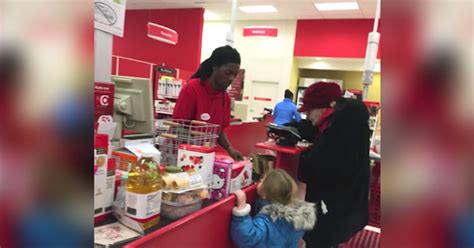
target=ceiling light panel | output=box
[314,2,359,11]
[238,5,278,13]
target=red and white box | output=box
[94,134,115,223]
[177,145,215,190]
[211,155,253,200]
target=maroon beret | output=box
[298,82,342,112]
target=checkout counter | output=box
[99,121,308,247]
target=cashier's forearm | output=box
[218,131,233,152]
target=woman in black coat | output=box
[294,82,370,248]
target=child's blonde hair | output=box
[260,169,298,205]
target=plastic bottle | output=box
[115,173,128,208]
[125,153,163,223]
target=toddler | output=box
[231,169,316,248]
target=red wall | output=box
[294,19,381,58]
[113,8,204,73]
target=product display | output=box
[211,156,232,200]
[157,78,182,99]
[162,172,204,190]
[112,143,161,173]
[161,189,205,220]
[125,154,163,222]
[155,100,176,114]
[95,134,116,221]
[229,159,253,193]
[177,145,216,190]
[211,155,253,200]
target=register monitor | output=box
[112,76,155,141]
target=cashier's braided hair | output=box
[192,45,241,85]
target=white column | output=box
[94,29,113,82]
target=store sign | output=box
[94,0,127,37]
[243,26,278,37]
[147,22,178,45]
[157,66,177,75]
[94,82,115,125]
[254,97,272,102]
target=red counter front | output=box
[125,184,257,248]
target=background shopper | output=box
[273,89,302,126]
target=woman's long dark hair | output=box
[192,45,241,84]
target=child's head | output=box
[257,169,297,205]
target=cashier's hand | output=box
[228,148,244,161]
[233,190,247,210]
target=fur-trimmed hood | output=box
[259,200,316,230]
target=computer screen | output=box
[112,76,155,140]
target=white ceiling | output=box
[296,57,381,72]
[126,0,378,20]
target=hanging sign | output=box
[94,82,115,125]
[94,0,127,37]
[243,26,278,37]
[147,22,178,45]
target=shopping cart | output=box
[155,119,220,166]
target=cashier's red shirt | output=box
[172,78,231,133]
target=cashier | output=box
[173,45,243,161]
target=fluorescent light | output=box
[314,2,359,11]
[204,10,221,20]
[239,5,277,13]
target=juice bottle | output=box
[125,153,163,225]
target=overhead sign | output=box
[147,22,178,45]
[243,26,278,37]
[94,0,127,37]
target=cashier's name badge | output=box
[201,113,210,121]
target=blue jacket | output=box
[273,98,301,126]
[231,199,316,248]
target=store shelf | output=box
[158,95,179,100]
[156,111,173,115]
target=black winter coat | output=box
[298,98,370,248]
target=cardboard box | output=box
[112,203,159,234]
[95,134,115,221]
[211,156,233,200]
[229,159,253,193]
[211,155,253,200]
[112,143,161,173]
[177,145,215,190]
